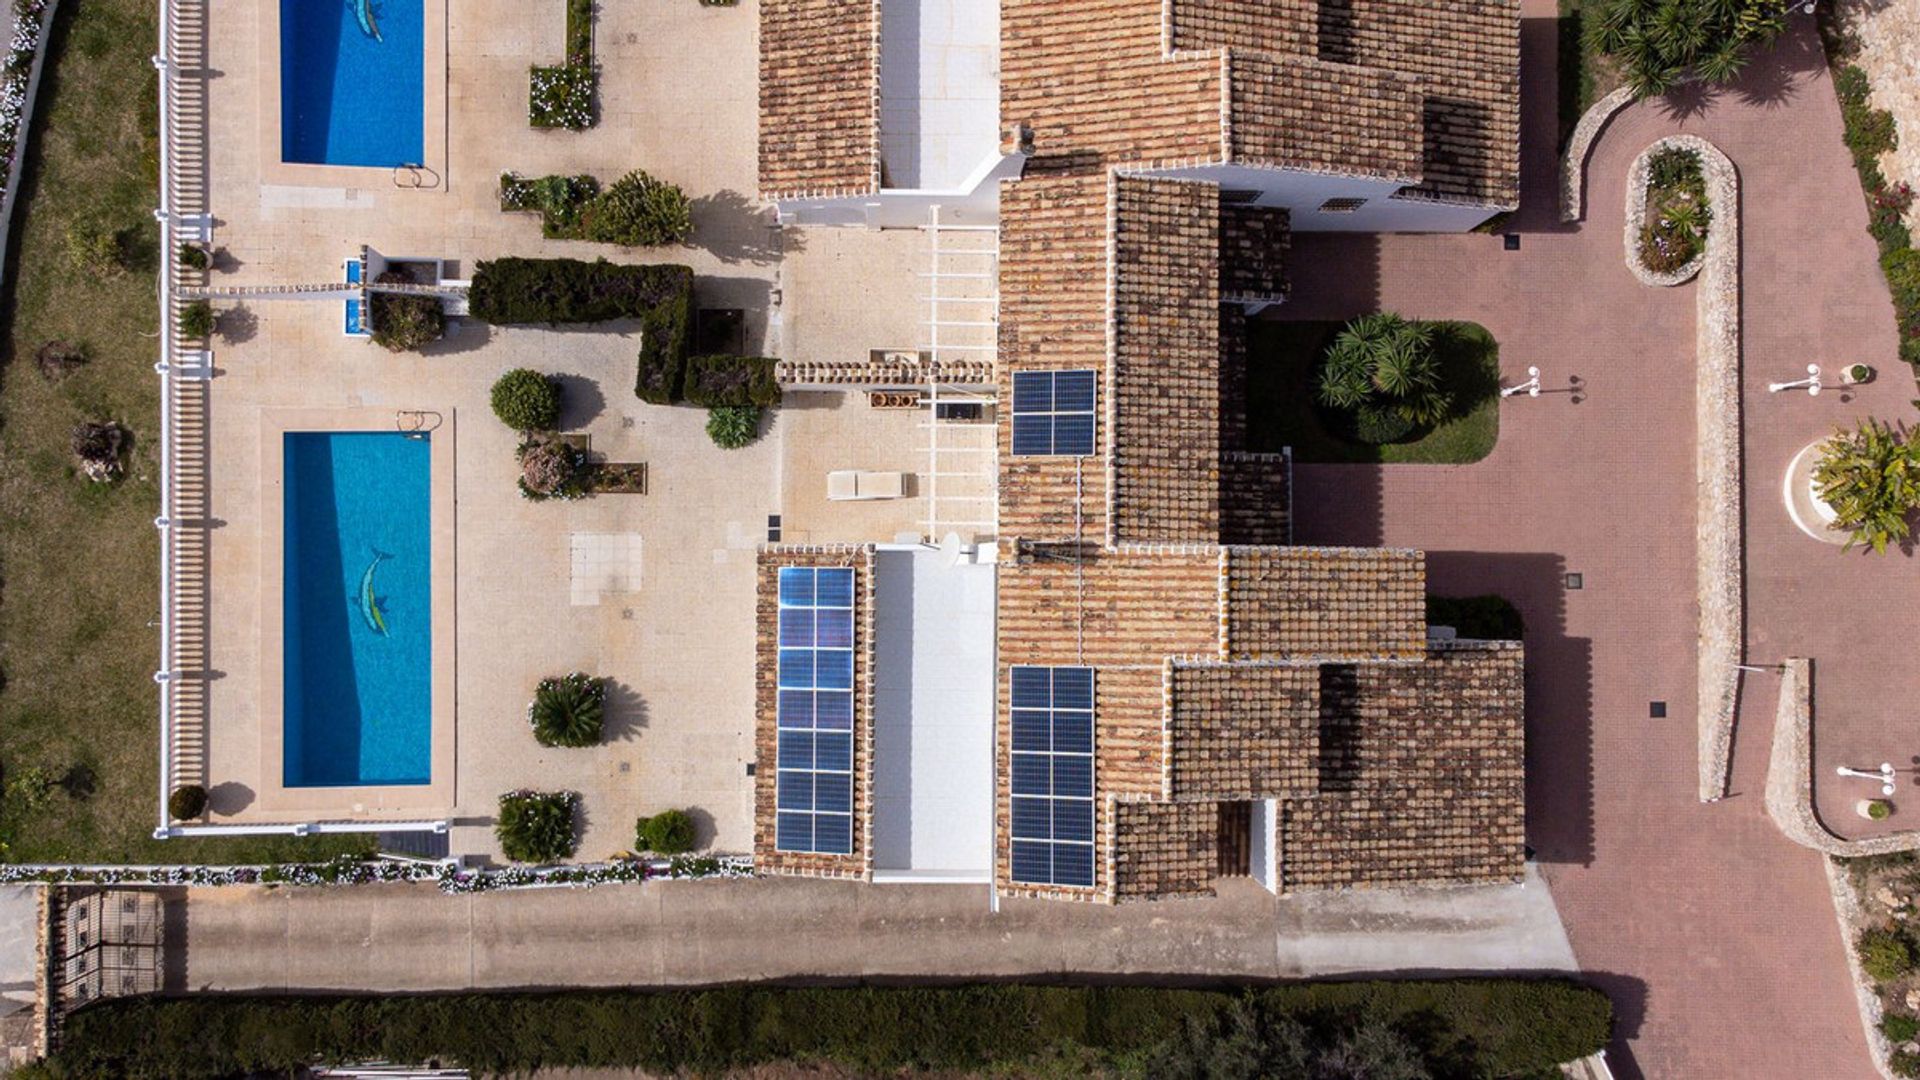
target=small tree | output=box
[167,784,208,821]
[1584,0,1791,98]
[178,300,217,340]
[1316,313,1451,440]
[369,272,446,352]
[581,170,693,247]
[636,808,696,855]
[495,790,579,863]
[491,368,562,431]
[706,405,761,449]
[528,672,607,747]
[1814,419,1920,554]
[177,243,211,271]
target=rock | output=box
[1878,886,1903,909]
[1903,987,1920,1012]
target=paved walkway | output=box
[176,869,1575,992]
[1284,10,1898,1079]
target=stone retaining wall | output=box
[1560,85,1637,223]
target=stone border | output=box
[1763,658,1920,857]
[1560,85,1638,223]
[1624,139,1710,286]
[1825,856,1900,1080]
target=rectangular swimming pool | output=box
[280,0,425,168]
[282,431,432,787]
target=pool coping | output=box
[256,407,457,817]
[257,0,450,192]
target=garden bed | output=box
[1840,853,1920,1077]
[528,0,595,129]
[1242,319,1500,464]
[1627,142,1712,285]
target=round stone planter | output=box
[1843,363,1874,386]
[1860,799,1894,821]
[1785,439,1852,546]
[1625,136,1728,287]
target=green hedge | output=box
[468,257,692,326]
[43,979,1610,1079]
[683,354,779,408]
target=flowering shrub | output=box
[0,0,52,169]
[0,854,752,893]
[528,672,607,747]
[496,790,579,863]
[529,64,594,130]
[517,439,589,501]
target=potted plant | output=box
[1859,798,1894,821]
[1843,363,1874,386]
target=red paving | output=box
[1279,9,1904,1078]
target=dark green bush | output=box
[1426,595,1525,641]
[636,808,696,854]
[490,368,562,432]
[1883,1012,1920,1044]
[45,978,1612,1079]
[683,355,779,408]
[495,790,578,863]
[529,673,606,747]
[1860,927,1915,982]
[176,243,210,271]
[469,257,693,327]
[177,300,215,340]
[166,784,207,821]
[706,406,762,449]
[579,170,693,247]
[1896,1049,1920,1079]
[369,283,445,353]
[1352,403,1415,445]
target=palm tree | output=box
[1586,0,1790,99]
[1316,313,1453,435]
[528,672,607,747]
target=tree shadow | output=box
[603,681,649,743]
[418,317,492,356]
[216,303,258,345]
[552,372,605,430]
[207,781,255,815]
[688,189,798,266]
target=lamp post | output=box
[1769,364,1822,396]
[1501,366,1542,398]
[1837,763,1897,797]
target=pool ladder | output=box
[395,409,442,437]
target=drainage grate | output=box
[1649,701,1667,718]
[1503,233,1520,251]
[1565,572,1584,590]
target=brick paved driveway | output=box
[1280,10,1903,1079]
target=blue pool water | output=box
[280,0,425,167]
[283,432,432,787]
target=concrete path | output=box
[177,868,1574,992]
[1283,8,1891,1079]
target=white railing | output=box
[152,0,179,840]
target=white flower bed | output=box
[0,854,754,893]
[0,0,52,169]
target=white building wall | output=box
[1139,163,1503,233]
[1250,798,1279,893]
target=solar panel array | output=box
[1009,665,1096,887]
[775,567,856,855]
[1011,370,1097,456]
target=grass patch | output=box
[1244,320,1501,465]
[0,0,366,864]
[43,979,1614,1079]
[1558,0,1624,151]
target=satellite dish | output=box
[940,531,965,566]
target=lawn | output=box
[1243,319,1501,465]
[0,1,367,865]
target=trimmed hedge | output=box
[468,257,692,327]
[43,979,1610,1079]
[636,285,692,405]
[683,354,779,408]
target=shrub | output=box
[529,63,595,130]
[1884,248,1920,314]
[1316,313,1451,430]
[636,808,696,855]
[177,300,216,340]
[368,276,445,353]
[469,257,693,327]
[683,355,780,408]
[1884,1012,1920,1044]
[70,421,127,482]
[491,368,562,432]
[44,978,1613,1078]
[1814,420,1920,554]
[495,790,578,863]
[64,219,128,278]
[528,673,607,748]
[176,242,210,271]
[1426,595,1525,641]
[1871,800,1896,821]
[1352,403,1414,445]
[167,784,207,821]
[706,406,762,449]
[1860,928,1915,982]
[517,439,589,501]
[1584,0,1789,97]
[1639,147,1710,274]
[636,288,694,404]
[499,171,599,237]
[1895,1050,1920,1079]
[579,170,693,247]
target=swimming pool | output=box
[282,431,432,787]
[280,0,425,168]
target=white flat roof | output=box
[870,547,996,876]
[878,0,1001,192]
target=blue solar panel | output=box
[774,567,855,855]
[1006,665,1096,887]
[1010,371,1097,456]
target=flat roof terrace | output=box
[878,0,1001,192]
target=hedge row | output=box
[42,979,1610,1079]
[683,353,779,408]
[466,257,694,405]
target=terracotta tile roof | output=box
[1223,546,1427,661]
[1164,662,1321,800]
[1108,176,1221,544]
[1219,453,1293,545]
[753,546,875,879]
[1109,798,1220,901]
[1220,204,1292,301]
[1226,51,1423,184]
[758,0,880,200]
[1167,0,1317,57]
[1277,642,1528,889]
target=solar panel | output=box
[775,566,856,855]
[1010,370,1097,456]
[1007,665,1096,887]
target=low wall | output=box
[1560,85,1638,223]
[1763,658,1920,857]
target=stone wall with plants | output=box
[0,853,752,893]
